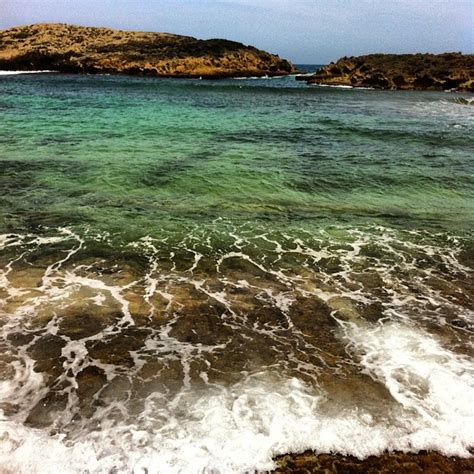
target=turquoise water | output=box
[2,73,473,234]
[0,72,473,472]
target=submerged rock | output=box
[0,23,295,78]
[301,53,474,91]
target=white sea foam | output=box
[311,83,354,89]
[0,321,472,473]
[343,321,474,454]
[0,70,57,75]
[0,226,472,472]
[310,83,376,90]
[232,75,286,80]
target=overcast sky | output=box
[1,0,473,63]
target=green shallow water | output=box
[0,72,473,473]
[1,73,473,236]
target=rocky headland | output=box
[0,23,295,78]
[300,53,474,91]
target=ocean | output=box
[0,70,473,472]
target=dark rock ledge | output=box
[272,450,474,473]
[0,23,295,78]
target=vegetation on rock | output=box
[0,23,295,78]
[301,53,474,91]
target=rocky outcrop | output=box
[300,53,474,91]
[273,450,474,473]
[0,23,295,78]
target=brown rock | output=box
[304,53,474,92]
[0,23,295,78]
[273,450,474,473]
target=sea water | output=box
[0,71,473,472]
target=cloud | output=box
[1,0,472,62]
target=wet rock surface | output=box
[0,226,473,470]
[0,23,295,78]
[301,53,474,91]
[273,450,474,473]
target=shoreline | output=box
[0,69,290,79]
[0,70,58,75]
[273,450,474,473]
[2,70,473,92]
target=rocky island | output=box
[0,23,295,78]
[300,53,474,91]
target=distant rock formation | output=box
[299,53,474,91]
[0,23,295,78]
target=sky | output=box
[1,0,473,63]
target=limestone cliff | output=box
[300,53,474,91]
[0,23,295,78]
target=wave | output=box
[0,224,472,472]
[231,74,289,80]
[1,323,472,473]
[310,83,354,89]
[310,83,377,90]
[0,70,58,75]
[452,97,474,106]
